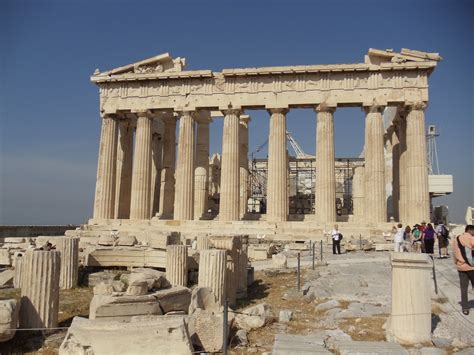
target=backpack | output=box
[441,225,450,239]
[457,236,473,266]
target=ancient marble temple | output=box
[90,48,441,228]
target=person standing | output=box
[453,225,474,315]
[435,221,450,259]
[332,224,342,255]
[412,224,423,253]
[419,221,427,253]
[404,225,412,252]
[423,223,436,255]
[393,223,405,252]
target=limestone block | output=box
[166,245,188,287]
[89,294,162,321]
[153,286,191,314]
[0,299,19,342]
[3,237,26,243]
[188,287,221,315]
[55,237,79,289]
[97,234,115,246]
[126,280,148,296]
[279,310,292,323]
[272,254,288,269]
[375,243,394,251]
[0,249,11,266]
[315,300,341,312]
[190,309,230,353]
[332,340,408,354]
[0,269,14,287]
[273,334,331,355]
[248,245,269,260]
[387,253,432,345]
[124,268,170,290]
[85,271,119,286]
[235,303,274,331]
[112,280,127,292]
[59,316,194,355]
[117,235,137,246]
[93,282,114,295]
[20,250,60,329]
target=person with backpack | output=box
[453,224,474,315]
[435,221,450,259]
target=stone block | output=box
[59,316,194,355]
[93,282,114,295]
[248,245,269,260]
[89,294,162,321]
[279,310,292,323]
[117,235,137,246]
[332,340,409,354]
[0,269,14,287]
[85,271,119,286]
[97,235,115,246]
[272,254,288,269]
[315,300,341,312]
[153,286,191,314]
[188,287,221,315]
[190,309,230,353]
[375,243,394,251]
[0,249,11,266]
[127,267,169,290]
[0,299,19,342]
[235,303,274,331]
[272,334,330,354]
[126,280,148,296]
[112,280,127,292]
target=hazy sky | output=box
[1,0,472,225]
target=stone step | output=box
[272,334,331,354]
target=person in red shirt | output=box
[453,225,474,315]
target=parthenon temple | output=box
[87,48,442,239]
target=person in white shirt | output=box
[393,223,405,252]
[332,225,342,255]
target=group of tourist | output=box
[392,220,450,258]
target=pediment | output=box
[366,48,442,66]
[93,53,186,77]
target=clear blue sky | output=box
[1,0,472,225]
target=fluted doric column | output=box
[93,113,118,220]
[194,112,211,220]
[397,113,408,223]
[384,133,394,220]
[174,111,195,221]
[151,128,163,217]
[315,104,336,223]
[352,166,365,221]
[219,109,241,221]
[158,115,177,219]
[166,245,188,287]
[20,250,60,329]
[198,250,227,306]
[56,237,79,289]
[130,111,153,219]
[406,102,430,224]
[239,115,251,219]
[115,117,133,219]
[364,105,387,223]
[391,123,401,222]
[267,108,288,222]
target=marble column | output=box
[352,166,365,221]
[158,115,177,219]
[239,115,250,219]
[406,103,430,224]
[13,255,24,289]
[115,117,133,219]
[384,134,394,220]
[266,109,288,222]
[391,124,401,222]
[219,109,241,221]
[194,113,211,220]
[56,237,79,289]
[198,249,227,306]
[397,114,408,223]
[315,104,336,223]
[20,250,60,329]
[166,245,188,287]
[174,111,195,221]
[93,114,118,220]
[196,235,211,250]
[151,130,163,217]
[364,105,387,223]
[130,112,153,219]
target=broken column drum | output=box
[19,250,61,329]
[56,237,79,289]
[198,249,227,306]
[166,245,188,287]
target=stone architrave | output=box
[194,112,211,220]
[150,129,163,217]
[364,105,387,223]
[93,114,118,220]
[166,245,188,287]
[239,115,250,219]
[387,253,432,344]
[352,166,365,221]
[198,249,227,306]
[55,237,79,289]
[405,103,430,224]
[219,109,241,221]
[315,104,336,223]
[174,111,195,221]
[115,117,133,219]
[267,109,288,222]
[158,115,177,219]
[130,111,153,219]
[20,250,60,329]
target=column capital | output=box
[363,105,384,114]
[100,112,118,120]
[267,108,289,115]
[405,101,427,111]
[175,110,196,118]
[221,108,242,117]
[240,114,251,124]
[315,103,336,113]
[131,109,153,118]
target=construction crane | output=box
[250,131,314,159]
[427,125,440,175]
